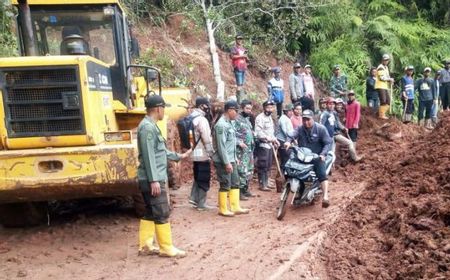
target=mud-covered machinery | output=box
[0,0,190,225]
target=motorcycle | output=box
[276,146,335,220]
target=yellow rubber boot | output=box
[218,191,235,217]
[155,223,186,258]
[379,105,388,119]
[138,219,159,255]
[229,188,250,214]
[383,105,390,119]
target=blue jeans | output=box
[431,102,438,120]
[234,69,246,86]
[367,96,380,110]
[312,158,327,182]
[418,100,433,120]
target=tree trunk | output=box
[201,2,225,101]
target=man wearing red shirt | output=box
[230,34,248,103]
[345,90,361,145]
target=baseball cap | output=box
[444,59,450,64]
[335,98,344,104]
[326,97,336,104]
[333,64,340,71]
[240,99,252,108]
[235,34,244,40]
[406,65,414,71]
[293,62,302,68]
[423,67,432,73]
[263,99,276,107]
[195,96,210,107]
[145,95,171,108]
[305,64,312,69]
[348,90,355,96]
[283,103,294,111]
[302,109,314,119]
[224,100,239,111]
[382,54,390,60]
[272,66,281,73]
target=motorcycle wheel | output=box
[276,182,290,221]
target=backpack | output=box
[177,114,200,149]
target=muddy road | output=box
[0,171,362,280]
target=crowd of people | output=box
[134,34,449,259]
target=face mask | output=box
[264,110,272,116]
[201,106,210,114]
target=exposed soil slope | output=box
[325,111,450,280]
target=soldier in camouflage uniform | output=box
[233,100,256,201]
[330,64,348,101]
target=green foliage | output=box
[306,0,450,116]
[0,0,17,57]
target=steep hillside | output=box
[133,15,292,103]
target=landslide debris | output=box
[325,112,450,279]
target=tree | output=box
[191,0,335,101]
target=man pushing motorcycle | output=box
[284,109,333,208]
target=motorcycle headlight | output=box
[304,154,314,163]
[290,178,300,193]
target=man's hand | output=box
[239,142,248,149]
[343,127,348,133]
[390,78,395,83]
[150,181,161,197]
[319,155,326,162]
[225,163,233,174]
[284,142,291,150]
[179,148,192,159]
[272,139,280,148]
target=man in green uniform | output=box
[213,100,250,216]
[137,95,191,258]
[330,64,348,100]
[233,99,256,200]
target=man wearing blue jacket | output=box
[268,67,285,118]
[284,110,333,208]
[400,66,415,123]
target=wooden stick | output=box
[272,146,285,181]
[390,83,393,114]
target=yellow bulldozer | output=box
[0,0,190,226]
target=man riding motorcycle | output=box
[284,109,333,208]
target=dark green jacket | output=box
[137,116,180,183]
[330,74,348,97]
[212,116,236,164]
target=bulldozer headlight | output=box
[103,6,115,16]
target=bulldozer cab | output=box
[13,1,138,108]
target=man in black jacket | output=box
[416,67,436,129]
[366,67,379,114]
[284,110,333,208]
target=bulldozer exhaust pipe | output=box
[18,0,37,56]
